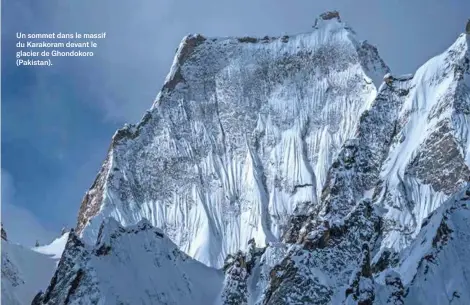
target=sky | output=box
[1,0,469,246]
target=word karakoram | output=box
[25,41,95,48]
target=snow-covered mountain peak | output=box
[448,32,469,56]
[372,32,470,255]
[94,217,164,250]
[75,13,390,268]
[318,10,341,21]
[244,33,470,304]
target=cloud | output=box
[1,169,56,246]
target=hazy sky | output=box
[1,0,469,245]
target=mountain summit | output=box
[76,12,389,268]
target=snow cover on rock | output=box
[76,13,389,268]
[218,32,470,305]
[32,232,69,260]
[32,218,223,305]
[394,184,470,304]
[1,239,60,305]
[376,33,470,256]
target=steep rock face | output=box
[218,241,288,305]
[76,14,389,267]
[220,251,251,305]
[261,199,380,305]
[343,244,375,305]
[375,270,405,305]
[33,219,223,305]
[255,33,470,305]
[376,33,470,255]
[219,239,269,305]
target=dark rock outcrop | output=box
[1,223,7,241]
[344,244,375,305]
[220,239,266,305]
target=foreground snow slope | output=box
[1,239,61,305]
[32,219,223,305]
[76,12,389,268]
[396,184,470,305]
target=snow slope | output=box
[396,184,470,305]
[76,12,389,268]
[1,228,68,305]
[1,241,58,305]
[32,232,69,260]
[32,218,223,305]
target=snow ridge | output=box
[32,219,223,305]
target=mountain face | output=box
[219,32,470,305]
[32,219,223,305]
[16,11,470,305]
[76,12,389,268]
